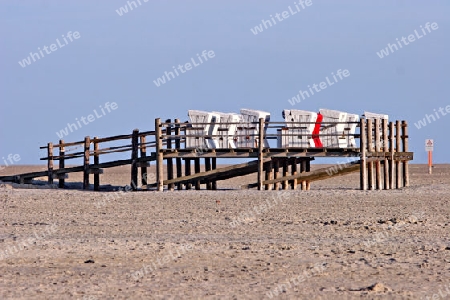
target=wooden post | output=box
[211,158,217,190]
[185,159,191,190]
[93,137,100,191]
[265,159,273,191]
[194,158,201,190]
[359,119,367,190]
[282,159,288,190]
[140,135,148,187]
[131,129,139,191]
[301,159,307,191]
[382,119,389,190]
[174,119,182,190]
[205,158,212,190]
[83,136,90,190]
[257,118,264,190]
[273,159,280,190]
[155,119,164,192]
[389,122,395,189]
[396,121,401,189]
[375,119,382,190]
[402,120,409,187]
[58,140,64,188]
[291,158,298,190]
[367,119,374,190]
[166,120,174,191]
[47,142,54,185]
[306,158,311,190]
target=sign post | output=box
[425,139,434,174]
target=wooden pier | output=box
[0,118,413,191]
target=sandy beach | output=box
[0,164,449,299]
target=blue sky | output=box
[0,0,449,165]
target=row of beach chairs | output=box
[185,109,388,149]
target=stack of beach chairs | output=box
[186,109,270,149]
[186,109,388,150]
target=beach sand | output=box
[0,164,449,299]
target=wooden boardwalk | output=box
[0,118,413,191]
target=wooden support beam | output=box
[140,135,148,187]
[265,159,273,190]
[211,158,217,190]
[375,119,382,190]
[205,158,212,190]
[402,120,410,187]
[382,119,389,190]
[131,129,139,191]
[389,122,395,189]
[306,158,311,190]
[367,119,374,190]
[166,120,174,191]
[93,137,100,191]
[257,118,264,190]
[282,159,288,190]
[47,142,54,185]
[58,140,65,188]
[360,119,367,190]
[185,159,192,190]
[301,159,307,191]
[194,158,201,190]
[155,118,164,192]
[175,119,182,190]
[273,159,280,190]
[396,120,402,189]
[83,136,90,190]
[291,158,298,190]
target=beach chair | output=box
[278,109,318,148]
[344,113,360,148]
[318,109,348,148]
[211,112,241,148]
[186,110,220,149]
[363,111,389,150]
[237,109,270,148]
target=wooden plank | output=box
[93,137,100,191]
[155,119,164,191]
[58,140,65,188]
[262,158,379,186]
[367,119,374,190]
[382,119,389,190]
[47,142,54,185]
[360,119,367,190]
[375,119,382,190]
[175,119,182,190]
[402,120,410,187]
[164,158,272,186]
[140,135,148,186]
[396,120,401,189]
[166,120,174,191]
[131,129,139,191]
[257,118,264,190]
[83,136,90,190]
[389,122,395,189]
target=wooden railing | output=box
[32,118,412,191]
